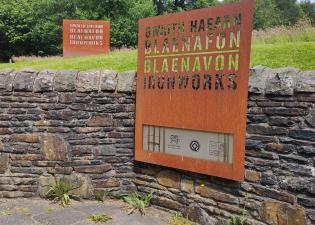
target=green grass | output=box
[0,42,314,71]
[0,50,137,72]
[251,41,315,70]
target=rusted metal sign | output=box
[63,20,110,57]
[135,0,254,181]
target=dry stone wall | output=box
[0,66,314,225]
[0,68,137,199]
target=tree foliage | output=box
[0,0,314,61]
[0,0,155,60]
[153,0,218,15]
[300,0,315,25]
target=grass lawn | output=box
[251,41,315,71]
[0,42,314,72]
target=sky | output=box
[298,0,315,2]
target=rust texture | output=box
[63,20,110,57]
[135,0,254,181]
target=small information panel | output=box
[63,20,110,57]
[135,0,254,181]
[143,125,233,163]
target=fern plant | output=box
[46,177,80,207]
[123,191,153,215]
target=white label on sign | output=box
[142,125,233,164]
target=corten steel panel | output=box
[63,20,110,57]
[135,0,254,181]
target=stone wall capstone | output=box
[0,66,314,225]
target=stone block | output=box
[13,69,37,91]
[55,166,73,175]
[58,93,76,103]
[261,201,306,225]
[76,70,100,92]
[289,129,315,141]
[74,164,112,174]
[245,170,261,182]
[185,203,218,225]
[92,178,120,188]
[75,127,101,134]
[0,153,9,173]
[298,196,315,208]
[54,70,77,91]
[264,107,306,116]
[248,66,269,94]
[1,191,28,198]
[100,70,117,91]
[247,124,288,135]
[38,175,56,197]
[295,70,315,93]
[38,174,93,199]
[152,196,182,211]
[66,174,93,198]
[33,70,55,92]
[0,128,12,135]
[11,154,42,161]
[252,185,295,203]
[297,146,315,156]
[117,71,135,93]
[269,116,297,127]
[40,134,69,161]
[265,68,298,96]
[156,170,180,189]
[93,145,116,156]
[0,69,15,91]
[245,139,264,151]
[195,185,238,204]
[11,134,40,143]
[71,146,92,157]
[265,143,294,153]
[33,120,51,126]
[87,114,113,127]
[181,179,194,193]
[305,109,315,128]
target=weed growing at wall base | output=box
[88,213,112,223]
[123,191,154,215]
[46,177,81,207]
[168,213,196,225]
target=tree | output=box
[110,0,156,47]
[0,0,37,60]
[275,0,305,25]
[0,0,156,60]
[300,0,315,25]
[153,0,218,15]
[253,0,281,29]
